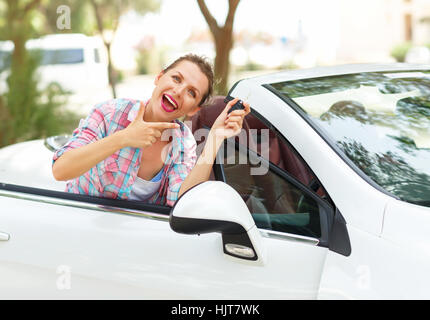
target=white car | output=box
[0,34,109,95]
[0,63,430,299]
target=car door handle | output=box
[0,231,10,241]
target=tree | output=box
[39,0,96,35]
[89,0,160,98]
[0,0,80,147]
[197,0,241,95]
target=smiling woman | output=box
[51,53,250,206]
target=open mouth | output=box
[161,94,178,113]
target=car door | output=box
[0,177,329,299]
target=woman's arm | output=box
[178,98,250,198]
[52,131,125,181]
[52,102,179,181]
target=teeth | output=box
[165,95,177,109]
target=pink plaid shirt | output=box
[52,98,197,207]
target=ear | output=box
[154,70,164,86]
[186,106,201,117]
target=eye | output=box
[172,75,180,82]
[188,89,196,98]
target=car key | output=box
[227,99,245,114]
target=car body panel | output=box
[0,192,328,299]
[0,139,65,191]
[318,215,430,299]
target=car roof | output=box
[0,34,104,51]
[239,63,430,86]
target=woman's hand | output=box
[178,98,250,198]
[210,98,251,141]
[118,101,180,149]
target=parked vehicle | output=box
[0,33,109,94]
[0,63,430,299]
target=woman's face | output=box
[148,60,209,122]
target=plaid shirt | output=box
[52,98,197,207]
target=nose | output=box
[173,83,186,100]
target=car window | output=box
[38,49,84,65]
[269,71,430,207]
[220,113,327,239]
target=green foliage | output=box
[0,0,81,148]
[90,0,161,31]
[0,48,80,147]
[390,42,413,62]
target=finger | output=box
[223,98,239,113]
[136,101,146,120]
[150,136,157,144]
[243,101,251,115]
[226,119,241,129]
[226,122,241,134]
[226,110,245,118]
[225,115,242,124]
[152,129,162,138]
[150,122,180,130]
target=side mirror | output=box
[170,181,266,265]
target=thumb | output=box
[136,101,145,121]
[224,98,239,114]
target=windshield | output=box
[269,70,430,207]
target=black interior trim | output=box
[329,208,352,256]
[0,182,171,215]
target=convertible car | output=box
[0,63,429,299]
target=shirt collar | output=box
[127,100,146,122]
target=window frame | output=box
[0,182,172,218]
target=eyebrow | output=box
[176,71,201,96]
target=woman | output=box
[52,54,250,206]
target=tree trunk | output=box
[105,42,117,99]
[214,31,233,95]
[196,0,240,96]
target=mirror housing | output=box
[170,181,266,264]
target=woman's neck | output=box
[142,100,157,122]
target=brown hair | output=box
[163,54,214,107]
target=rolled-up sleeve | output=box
[52,102,110,164]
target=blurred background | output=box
[1,0,430,148]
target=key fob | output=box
[227,99,245,114]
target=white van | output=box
[0,33,109,95]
